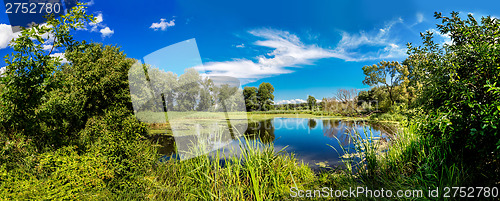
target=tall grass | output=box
[147,135,315,200]
[327,121,468,199]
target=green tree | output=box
[216,84,241,112]
[197,77,214,111]
[176,68,200,111]
[257,82,274,111]
[362,61,409,107]
[405,12,500,183]
[44,43,138,136]
[307,95,316,110]
[0,5,93,145]
[243,86,259,111]
[320,98,326,110]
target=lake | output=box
[153,118,395,170]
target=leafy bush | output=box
[406,12,500,184]
[0,146,112,200]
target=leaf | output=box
[497,106,500,111]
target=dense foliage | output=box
[243,82,275,111]
[406,12,500,182]
[1,6,499,199]
[355,11,500,187]
[0,6,156,198]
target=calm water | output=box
[154,118,395,169]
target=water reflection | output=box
[244,119,275,144]
[152,118,394,169]
[308,119,317,129]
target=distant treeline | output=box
[130,67,247,113]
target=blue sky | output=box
[1,0,500,104]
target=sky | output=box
[1,0,500,104]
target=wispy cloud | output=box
[0,24,21,49]
[198,29,345,83]
[235,43,245,48]
[42,44,53,51]
[196,18,408,83]
[334,18,407,61]
[428,29,452,45]
[83,0,94,6]
[416,13,424,24]
[150,18,175,31]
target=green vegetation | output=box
[243,82,275,111]
[1,6,498,200]
[149,140,314,200]
[312,11,500,199]
[131,64,246,113]
[307,95,317,110]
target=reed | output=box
[147,131,315,200]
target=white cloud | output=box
[276,99,307,105]
[1,23,56,50]
[428,29,452,46]
[99,27,114,38]
[416,13,424,24]
[50,53,68,63]
[89,13,103,26]
[0,66,6,77]
[235,43,245,48]
[43,44,53,51]
[85,0,95,6]
[84,12,114,38]
[198,29,345,83]
[334,18,407,61]
[0,24,21,49]
[197,19,408,84]
[150,18,175,31]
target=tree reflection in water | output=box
[244,119,275,144]
[308,119,317,129]
[152,118,394,166]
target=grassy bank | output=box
[147,139,315,200]
[144,118,467,200]
[0,113,473,200]
[308,122,468,200]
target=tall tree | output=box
[176,68,200,111]
[406,12,500,168]
[257,82,274,111]
[0,6,93,142]
[243,86,259,111]
[362,61,409,107]
[334,88,359,115]
[307,95,317,110]
[320,98,327,110]
[216,84,240,112]
[197,77,214,111]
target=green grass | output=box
[142,111,468,200]
[1,115,469,200]
[146,138,315,200]
[312,121,468,200]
